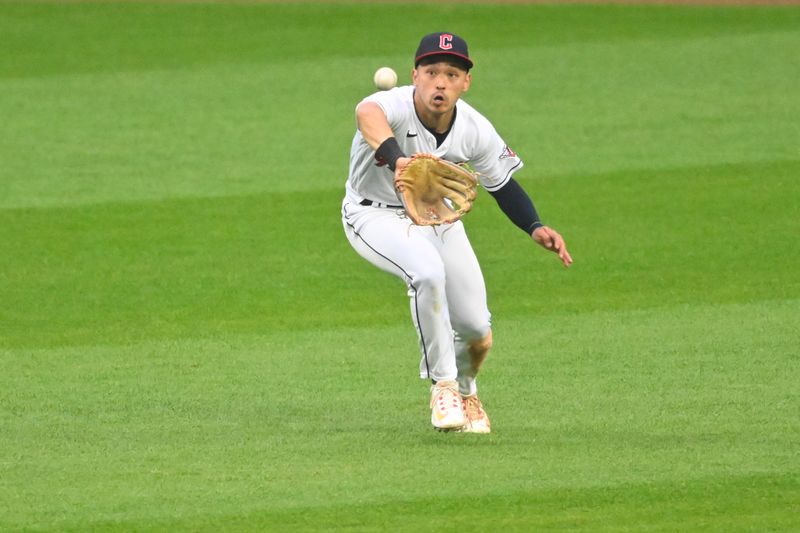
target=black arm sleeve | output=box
[374,137,406,171]
[488,178,543,235]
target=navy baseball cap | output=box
[414,32,473,70]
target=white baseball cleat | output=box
[430,380,466,431]
[461,394,491,433]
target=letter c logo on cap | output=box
[439,34,453,50]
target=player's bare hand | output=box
[532,226,573,267]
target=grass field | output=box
[1,2,799,530]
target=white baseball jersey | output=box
[346,85,524,205]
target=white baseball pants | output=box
[342,199,491,396]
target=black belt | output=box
[360,199,403,209]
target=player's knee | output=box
[470,328,493,354]
[409,265,446,291]
[453,315,491,344]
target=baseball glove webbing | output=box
[395,153,478,226]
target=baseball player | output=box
[342,32,572,433]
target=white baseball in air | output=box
[373,67,397,91]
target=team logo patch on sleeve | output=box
[499,145,517,160]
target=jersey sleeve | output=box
[468,117,524,192]
[359,87,410,134]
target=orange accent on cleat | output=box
[461,394,491,433]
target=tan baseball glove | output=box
[395,153,478,226]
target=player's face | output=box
[412,61,471,118]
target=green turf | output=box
[1,2,798,531]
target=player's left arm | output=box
[466,113,572,266]
[488,178,573,267]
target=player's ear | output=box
[463,72,472,92]
[411,68,419,86]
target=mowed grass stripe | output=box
[81,474,797,532]
[1,6,798,208]
[2,159,798,349]
[3,3,799,79]
[1,300,797,529]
